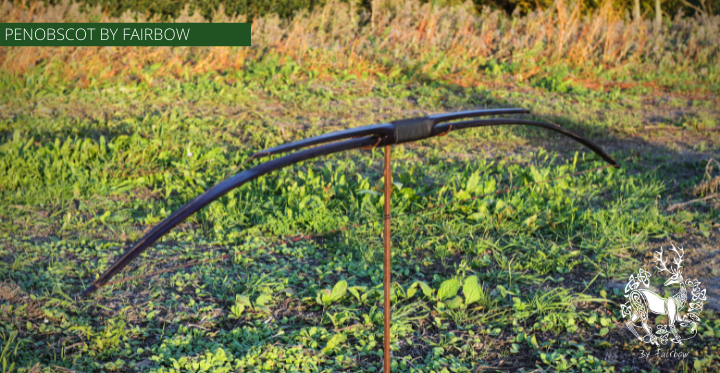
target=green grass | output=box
[2,13,720,372]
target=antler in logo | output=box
[621,245,706,346]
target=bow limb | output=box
[81,136,379,296]
[254,123,395,158]
[431,119,619,167]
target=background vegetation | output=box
[9,0,720,22]
[1,0,719,372]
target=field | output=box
[1,0,720,372]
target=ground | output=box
[1,3,720,372]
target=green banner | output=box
[1,23,251,46]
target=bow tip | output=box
[80,283,98,297]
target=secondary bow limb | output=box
[81,136,378,296]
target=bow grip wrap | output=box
[392,117,435,144]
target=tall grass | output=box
[1,0,718,87]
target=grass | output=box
[1,0,720,372]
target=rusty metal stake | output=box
[383,145,392,373]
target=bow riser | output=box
[258,108,530,158]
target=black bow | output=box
[81,108,618,296]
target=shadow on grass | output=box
[398,68,714,182]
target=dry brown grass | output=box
[0,280,24,302]
[694,158,720,197]
[0,280,45,323]
[1,0,718,87]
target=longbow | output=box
[81,108,618,296]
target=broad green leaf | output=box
[466,171,480,193]
[416,281,434,299]
[331,280,347,302]
[699,223,711,238]
[406,284,417,299]
[437,279,460,301]
[255,294,272,307]
[483,179,496,194]
[230,304,245,318]
[322,333,347,355]
[529,334,539,349]
[236,295,252,308]
[495,199,512,215]
[512,297,528,311]
[348,286,364,301]
[446,296,463,309]
[463,276,482,306]
[522,214,538,228]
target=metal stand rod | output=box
[383,145,392,373]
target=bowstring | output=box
[103,163,614,288]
